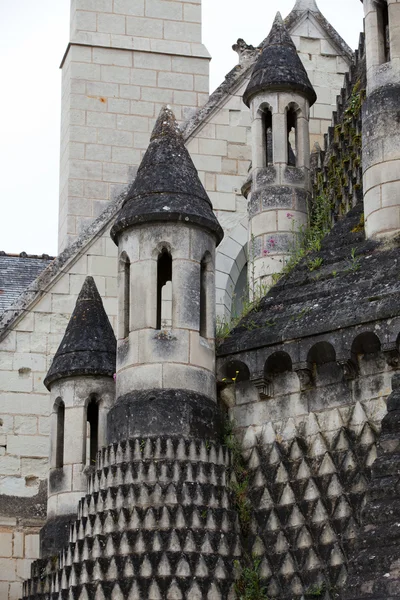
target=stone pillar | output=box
[344,372,400,599]
[59,0,211,252]
[363,0,400,239]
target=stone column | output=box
[363,0,400,239]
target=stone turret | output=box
[109,106,224,443]
[41,276,116,557]
[362,0,400,238]
[243,13,316,291]
[345,373,400,599]
[22,110,240,600]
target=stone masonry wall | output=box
[59,0,353,258]
[59,0,211,252]
[219,345,393,597]
[289,11,352,149]
[0,226,118,600]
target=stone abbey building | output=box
[1,0,400,598]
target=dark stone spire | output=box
[44,277,116,389]
[344,373,400,599]
[111,106,224,245]
[243,12,317,107]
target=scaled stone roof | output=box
[243,12,317,107]
[44,276,116,389]
[0,252,54,313]
[111,106,224,245]
[218,202,400,357]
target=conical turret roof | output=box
[44,277,116,390]
[243,12,316,107]
[111,106,223,245]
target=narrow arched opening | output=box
[308,342,336,366]
[352,332,381,357]
[287,107,298,166]
[87,397,99,467]
[157,248,173,330]
[55,399,65,469]
[220,360,250,384]
[265,351,293,376]
[352,332,383,375]
[262,107,273,166]
[119,253,130,339]
[200,252,213,338]
[377,0,390,64]
[265,351,298,395]
[308,341,341,385]
[200,257,208,338]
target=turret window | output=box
[200,257,208,338]
[287,107,297,166]
[119,254,130,339]
[55,399,65,469]
[377,0,390,63]
[262,108,273,166]
[87,397,99,466]
[157,248,172,329]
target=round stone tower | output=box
[243,12,316,291]
[109,106,224,443]
[362,0,400,239]
[22,110,240,600]
[41,276,116,557]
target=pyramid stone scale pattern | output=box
[22,437,240,600]
[240,401,382,598]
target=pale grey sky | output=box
[0,0,363,256]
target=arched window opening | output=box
[287,107,297,166]
[308,341,341,385]
[308,341,336,366]
[377,0,390,64]
[119,254,130,339]
[262,108,273,166]
[265,352,293,376]
[265,352,298,395]
[200,257,208,338]
[87,398,99,467]
[352,332,381,359]
[55,400,65,469]
[157,249,172,330]
[221,360,250,384]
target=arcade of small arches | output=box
[218,328,400,399]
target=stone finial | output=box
[243,11,317,107]
[232,38,258,66]
[292,0,319,11]
[44,276,116,389]
[111,106,223,245]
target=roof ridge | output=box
[0,191,127,341]
[0,251,55,260]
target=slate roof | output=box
[243,12,317,107]
[44,276,116,390]
[217,202,400,357]
[111,106,224,245]
[0,252,54,314]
